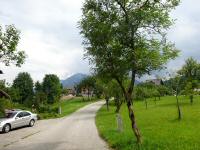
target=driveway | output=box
[0,101,109,150]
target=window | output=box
[16,112,23,118]
[23,112,31,117]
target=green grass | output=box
[96,96,200,150]
[56,97,98,117]
[39,97,98,119]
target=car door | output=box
[12,112,24,128]
[22,112,31,126]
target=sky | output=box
[0,0,199,83]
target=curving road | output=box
[0,101,109,150]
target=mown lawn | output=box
[96,96,200,150]
[40,97,98,119]
[56,97,97,117]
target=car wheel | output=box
[3,124,11,133]
[29,119,35,127]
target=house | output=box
[146,79,164,86]
[81,88,94,97]
[67,88,76,95]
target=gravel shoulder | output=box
[0,101,108,150]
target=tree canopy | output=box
[178,57,200,104]
[12,72,34,105]
[80,0,179,81]
[178,57,200,81]
[42,74,62,104]
[0,25,26,67]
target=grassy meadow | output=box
[39,97,98,119]
[96,96,200,150]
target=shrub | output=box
[0,98,13,115]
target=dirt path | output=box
[0,101,108,150]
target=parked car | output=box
[0,109,37,133]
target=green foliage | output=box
[0,98,13,114]
[93,82,104,98]
[38,97,97,119]
[178,57,200,80]
[157,85,170,96]
[12,72,34,105]
[134,86,149,100]
[106,80,123,98]
[80,0,179,82]
[177,57,200,103]
[33,92,48,110]
[32,81,48,110]
[77,76,95,91]
[7,87,21,102]
[61,88,69,95]
[96,96,200,150]
[42,74,62,104]
[35,81,43,93]
[0,80,6,89]
[0,24,26,67]
[134,83,170,100]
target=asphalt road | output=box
[0,101,109,150]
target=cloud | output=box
[0,0,89,83]
[164,0,200,75]
[0,0,199,83]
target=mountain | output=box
[61,73,140,88]
[61,73,88,88]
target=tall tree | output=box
[178,57,200,104]
[0,25,26,100]
[80,0,180,143]
[134,86,149,109]
[108,80,123,113]
[170,75,183,120]
[0,24,26,67]
[34,81,47,109]
[178,57,199,80]
[42,74,62,104]
[35,81,43,93]
[12,72,34,105]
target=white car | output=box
[0,110,37,133]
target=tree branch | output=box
[115,0,129,23]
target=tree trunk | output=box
[176,95,182,120]
[114,74,141,143]
[87,88,90,101]
[190,95,193,104]
[115,101,122,113]
[115,96,122,113]
[106,96,109,111]
[144,99,148,109]
[126,96,142,144]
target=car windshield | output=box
[5,112,17,118]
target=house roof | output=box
[146,79,163,85]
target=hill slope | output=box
[61,73,88,88]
